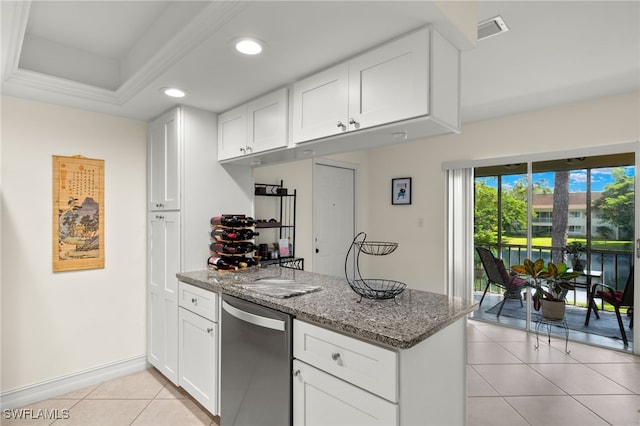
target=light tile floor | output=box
[4,320,639,425]
[468,319,640,426]
[1,368,219,426]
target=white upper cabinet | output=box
[291,63,349,142]
[217,104,247,161]
[149,108,180,211]
[348,28,429,129]
[293,26,459,145]
[218,87,288,161]
[247,88,289,153]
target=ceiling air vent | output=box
[478,16,509,41]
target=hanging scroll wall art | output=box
[53,155,105,272]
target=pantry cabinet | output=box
[148,108,180,211]
[178,283,219,415]
[292,25,459,144]
[148,211,181,384]
[218,87,288,161]
[147,106,223,387]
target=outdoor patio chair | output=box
[586,266,634,346]
[476,247,528,317]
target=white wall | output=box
[257,92,640,293]
[366,92,639,292]
[1,96,148,392]
[252,159,313,268]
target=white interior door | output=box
[313,162,356,277]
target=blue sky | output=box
[482,166,634,192]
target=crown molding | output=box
[116,1,249,103]
[2,0,31,80]
[2,1,248,107]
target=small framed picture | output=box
[392,177,412,205]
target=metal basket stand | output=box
[344,232,407,303]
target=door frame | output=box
[312,158,359,274]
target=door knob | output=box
[315,248,319,253]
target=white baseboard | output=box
[0,354,149,410]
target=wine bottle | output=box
[210,242,257,255]
[210,242,237,254]
[210,228,259,241]
[227,256,258,268]
[235,242,257,253]
[210,215,256,227]
[207,255,237,270]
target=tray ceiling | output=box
[2,1,638,122]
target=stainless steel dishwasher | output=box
[220,295,292,426]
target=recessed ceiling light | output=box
[161,87,187,98]
[234,37,264,55]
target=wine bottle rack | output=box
[254,180,303,270]
[344,232,406,301]
[208,214,258,271]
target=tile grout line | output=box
[468,319,639,425]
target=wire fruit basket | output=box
[344,232,406,301]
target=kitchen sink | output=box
[236,278,321,298]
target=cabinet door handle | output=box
[348,117,359,127]
[293,369,301,377]
[155,215,164,220]
[207,328,213,334]
[245,146,253,153]
[191,298,198,305]
[331,352,343,365]
[336,121,346,131]
[240,147,246,153]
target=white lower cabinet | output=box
[147,211,181,384]
[293,359,398,426]
[293,320,398,426]
[178,283,219,416]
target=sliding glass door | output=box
[472,152,635,350]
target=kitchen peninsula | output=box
[178,266,476,426]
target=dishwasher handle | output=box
[222,300,286,331]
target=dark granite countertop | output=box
[177,266,477,350]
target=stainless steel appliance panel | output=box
[221,295,292,426]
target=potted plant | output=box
[512,258,580,320]
[565,241,586,271]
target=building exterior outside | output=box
[531,192,622,239]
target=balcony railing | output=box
[475,244,633,294]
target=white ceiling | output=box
[2,1,639,123]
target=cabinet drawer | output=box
[293,360,398,426]
[178,282,218,322]
[293,320,398,402]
